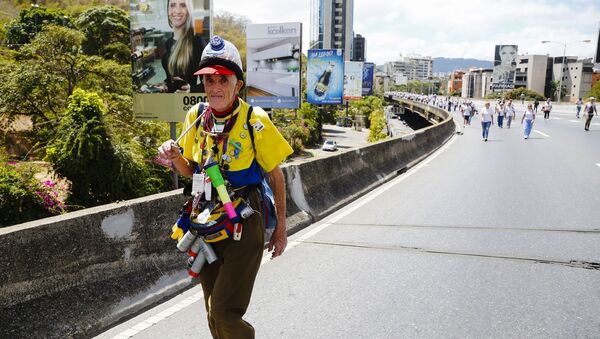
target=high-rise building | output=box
[352,34,365,61]
[383,55,433,82]
[310,0,354,61]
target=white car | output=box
[321,140,338,151]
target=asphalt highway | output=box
[97,107,600,339]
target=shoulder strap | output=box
[246,105,255,152]
[194,103,207,130]
[194,103,206,129]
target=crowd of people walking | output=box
[393,92,598,139]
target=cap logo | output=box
[210,36,225,51]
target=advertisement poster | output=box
[343,61,364,100]
[362,62,375,96]
[131,0,212,122]
[246,22,302,109]
[491,44,518,91]
[307,49,344,104]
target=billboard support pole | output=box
[345,100,349,127]
[170,122,178,189]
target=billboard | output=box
[307,49,344,104]
[131,0,212,122]
[491,44,518,91]
[343,61,364,100]
[362,62,375,96]
[246,22,302,109]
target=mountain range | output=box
[433,57,493,73]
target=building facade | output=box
[310,0,354,61]
[552,58,594,102]
[352,34,365,61]
[515,55,549,96]
[384,55,433,83]
[447,70,465,94]
[461,68,493,99]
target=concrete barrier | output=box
[0,100,455,338]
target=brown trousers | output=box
[199,190,265,339]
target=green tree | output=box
[214,12,249,64]
[44,89,156,206]
[0,25,132,136]
[297,102,321,145]
[368,109,387,142]
[75,6,129,63]
[586,80,600,101]
[4,6,71,48]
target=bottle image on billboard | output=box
[314,63,335,97]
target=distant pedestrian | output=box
[481,102,494,141]
[461,103,470,128]
[495,100,505,128]
[543,98,552,119]
[520,93,525,104]
[575,98,583,119]
[583,97,598,131]
[533,99,540,113]
[505,100,516,128]
[521,103,536,139]
[469,103,477,125]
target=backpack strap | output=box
[194,103,207,130]
[246,105,255,152]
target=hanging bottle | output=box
[314,63,335,97]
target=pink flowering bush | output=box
[0,163,68,227]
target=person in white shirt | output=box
[505,100,516,128]
[481,102,494,141]
[495,100,505,128]
[543,98,552,119]
[521,103,536,139]
[583,97,598,131]
[575,98,583,119]
[461,103,471,127]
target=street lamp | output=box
[541,39,591,102]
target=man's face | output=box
[203,74,243,112]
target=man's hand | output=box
[268,227,287,259]
[158,139,181,161]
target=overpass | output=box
[3,96,600,338]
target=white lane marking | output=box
[593,123,600,126]
[596,163,600,168]
[568,120,580,123]
[550,117,562,120]
[108,135,460,339]
[533,130,550,137]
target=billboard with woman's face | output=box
[131,0,211,121]
[492,44,518,90]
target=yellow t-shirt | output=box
[178,98,293,188]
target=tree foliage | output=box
[75,6,129,63]
[0,163,51,226]
[4,6,72,48]
[368,109,387,142]
[504,87,545,101]
[0,25,132,138]
[44,89,162,206]
[586,79,600,101]
[213,12,249,65]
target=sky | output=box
[213,0,600,65]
